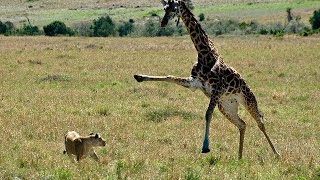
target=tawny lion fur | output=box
[63,131,106,162]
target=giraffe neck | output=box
[178,1,221,66]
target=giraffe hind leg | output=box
[218,98,246,159]
[244,93,280,157]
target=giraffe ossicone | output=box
[134,0,280,159]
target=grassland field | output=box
[0,34,319,179]
[1,0,320,179]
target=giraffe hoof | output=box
[201,148,210,153]
[134,75,144,82]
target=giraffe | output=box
[134,0,280,159]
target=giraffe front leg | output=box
[134,74,195,89]
[202,97,217,153]
[134,74,169,82]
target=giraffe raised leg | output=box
[218,98,246,159]
[134,74,198,90]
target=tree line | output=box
[0,9,319,37]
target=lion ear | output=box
[95,133,99,138]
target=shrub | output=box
[72,21,93,36]
[199,13,205,21]
[310,9,320,30]
[206,19,240,36]
[0,21,14,34]
[141,19,158,36]
[285,19,307,34]
[239,21,259,34]
[92,16,116,37]
[157,25,175,36]
[4,21,14,32]
[257,22,285,35]
[117,21,134,37]
[142,19,175,37]
[300,27,313,36]
[17,24,41,35]
[266,22,285,35]
[43,21,74,36]
[174,24,188,36]
[0,21,7,34]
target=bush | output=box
[206,19,240,36]
[256,22,286,35]
[17,24,41,35]
[0,21,7,34]
[72,21,93,36]
[4,21,14,32]
[92,16,116,37]
[43,21,74,36]
[310,9,320,30]
[300,27,313,36]
[141,20,158,36]
[141,19,175,37]
[174,24,188,36]
[199,13,205,21]
[117,21,134,37]
[157,26,175,36]
[239,21,260,34]
[285,19,307,34]
[265,22,285,35]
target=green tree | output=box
[142,20,158,37]
[43,21,74,36]
[117,21,134,37]
[199,13,205,22]
[92,16,116,37]
[17,24,40,35]
[310,9,320,30]
[0,21,7,34]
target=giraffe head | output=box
[160,0,180,27]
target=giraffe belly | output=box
[219,93,245,106]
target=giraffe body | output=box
[134,0,280,159]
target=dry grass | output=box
[0,35,319,179]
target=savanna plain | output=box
[1,0,320,179]
[0,35,319,179]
